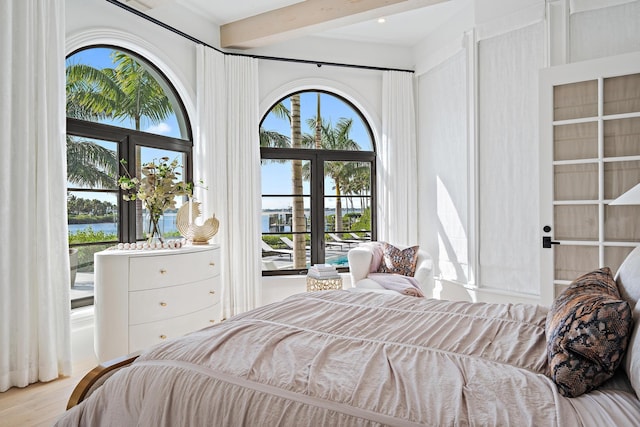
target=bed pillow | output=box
[545,267,634,397]
[377,243,419,277]
[614,246,640,398]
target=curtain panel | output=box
[418,51,470,285]
[0,0,71,392]
[196,48,262,318]
[223,55,262,316]
[477,22,546,295]
[378,71,419,246]
[195,45,232,315]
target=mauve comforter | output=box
[54,291,640,426]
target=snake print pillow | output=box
[377,243,419,277]
[546,267,634,397]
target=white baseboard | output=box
[71,306,96,363]
[434,278,542,305]
[71,306,94,332]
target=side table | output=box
[306,276,343,292]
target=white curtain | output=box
[477,22,545,295]
[196,48,262,318]
[195,45,231,314]
[378,71,418,245]
[418,51,469,284]
[0,0,71,392]
[224,55,262,316]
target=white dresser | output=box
[94,244,221,362]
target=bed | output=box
[54,247,640,426]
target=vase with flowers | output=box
[118,157,193,244]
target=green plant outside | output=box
[349,208,371,236]
[68,214,116,224]
[69,227,117,245]
[74,244,112,273]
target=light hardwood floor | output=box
[0,289,298,426]
[0,307,98,426]
[0,357,97,426]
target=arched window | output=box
[66,46,192,307]
[260,90,376,275]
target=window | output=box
[66,46,192,307]
[260,91,375,275]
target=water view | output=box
[68,213,179,237]
[70,210,361,236]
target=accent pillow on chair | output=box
[347,242,433,297]
[545,267,634,397]
[377,242,419,277]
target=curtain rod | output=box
[104,0,414,74]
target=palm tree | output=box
[315,93,322,149]
[341,162,371,212]
[304,117,360,231]
[66,57,120,189]
[260,99,308,268]
[67,52,173,129]
[259,129,290,148]
[289,94,307,268]
[66,50,174,238]
[261,94,362,266]
[66,136,117,188]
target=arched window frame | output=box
[260,89,377,276]
[66,44,193,307]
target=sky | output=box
[260,92,373,210]
[67,47,374,211]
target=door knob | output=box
[542,236,560,248]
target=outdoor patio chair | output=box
[349,232,369,241]
[280,236,310,250]
[322,236,351,251]
[261,240,293,260]
[328,233,361,248]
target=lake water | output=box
[68,213,178,235]
[70,211,350,235]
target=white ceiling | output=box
[317,0,465,45]
[121,0,466,48]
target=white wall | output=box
[414,0,640,304]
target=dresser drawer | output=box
[129,306,218,353]
[129,247,220,291]
[128,278,220,325]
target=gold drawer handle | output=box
[159,269,167,274]
[209,320,215,324]
[209,290,215,295]
[160,335,167,339]
[209,262,216,267]
[160,302,167,307]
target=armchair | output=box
[348,243,434,297]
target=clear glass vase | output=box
[146,213,164,245]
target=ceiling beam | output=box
[220,0,411,49]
